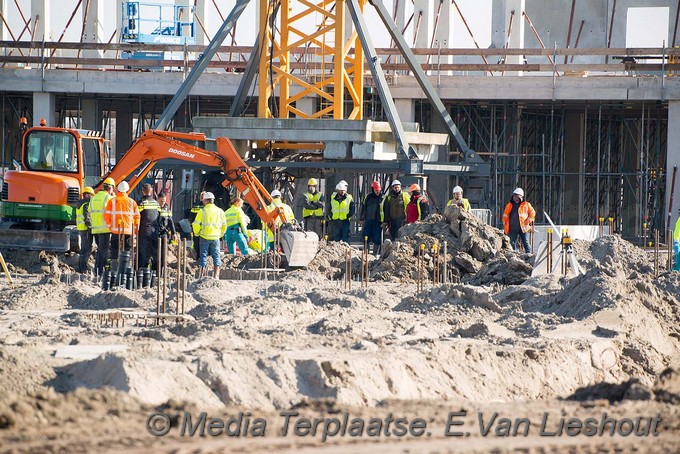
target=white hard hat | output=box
[117,181,130,193]
[339,180,347,186]
[453,185,463,194]
[391,180,401,187]
[203,191,215,201]
[335,182,348,191]
[271,189,281,198]
[513,187,524,197]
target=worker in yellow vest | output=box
[330,181,355,243]
[192,192,227,278]
[266,189,295,251]
[673,211,680,271]
[302,178,324,238]
[76,186,95,273]
[224,197,250,255]
[89,177,116,276]
[382,180,409,241]
[447,185,471,212]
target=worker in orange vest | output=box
[104,181,140,263]
[502,187,536,253]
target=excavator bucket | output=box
[0,229,70,252]
[279,229,319,267]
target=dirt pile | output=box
[371,207,529,284]
[0,249,78,275]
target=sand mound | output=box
[370,208,529,285]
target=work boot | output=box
[213,265,220,279]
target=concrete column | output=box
[33,92,55,126]
[562,111,582,225]
[115,109,134,161]
[116,0,125,43]
[433,0,452,75]
[81,99,101,131]
[31,0,51,41]
[194,0,207,46]
[395,98,414,123]
[666,100,680,239]
[83,0,104,61]
[504,0,524,68]
[0,0,8,41]
[413,0,431,64]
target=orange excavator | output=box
[0,127,319,267]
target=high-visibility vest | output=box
[192,203,226,240]
[104,194,140,235]
[89,191,114,234]
[385,191,410,218]
[330,192,353,220]
[225,205,249,236]
[265,199,294,241]
[302,192,323,218]
[447,197,471,212]
[674,216,680,242]
[138,197,160,221]
[75,199,90,231]
[406,197,427,223]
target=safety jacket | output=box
[265,199,295,241]
[89,190,114,234]
[383,190,410,221]
[75,198,92,231]
[406,195,429,224]
[330,192,354,221]
[192,203,227,240]
[302,191,324,218]
[447,197,471,212]
[104,193,140,235]
[674,216,680,243]
[502,199,536,234]
[138,196,161,237]
[225,205,249,237]
[361,192,384,222]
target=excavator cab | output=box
[0,127,109,251]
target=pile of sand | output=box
[371,207,529,284]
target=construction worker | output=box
[76,186,95,274]
[192,192,227,277]
[329,181,355,243]
[189,191,206,258]
[502,187,536,254]
[674,211,680,271]
[266,189,295,251]
[224,197,250,255]
[302,178,324,238]
[360,181,384,255]
[156,192,177,272]
[447,185,471,212]
[90,177,116,276]
[104,181,140,263]
[382,180,409,241]
[406,183,430,224]
[137,183,161,271]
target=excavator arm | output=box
[97,129,289,231]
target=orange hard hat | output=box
[20,117,27,125]
[39,118,46,126]
[408,183,421,192]
[371,181,381,190]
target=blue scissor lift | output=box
[121,1,195,70]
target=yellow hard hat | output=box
[103,177,116,186]
[308,178,318,186]
[82,186,95,195]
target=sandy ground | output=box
[0,209,678,453]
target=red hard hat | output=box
[371,181,381,190]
